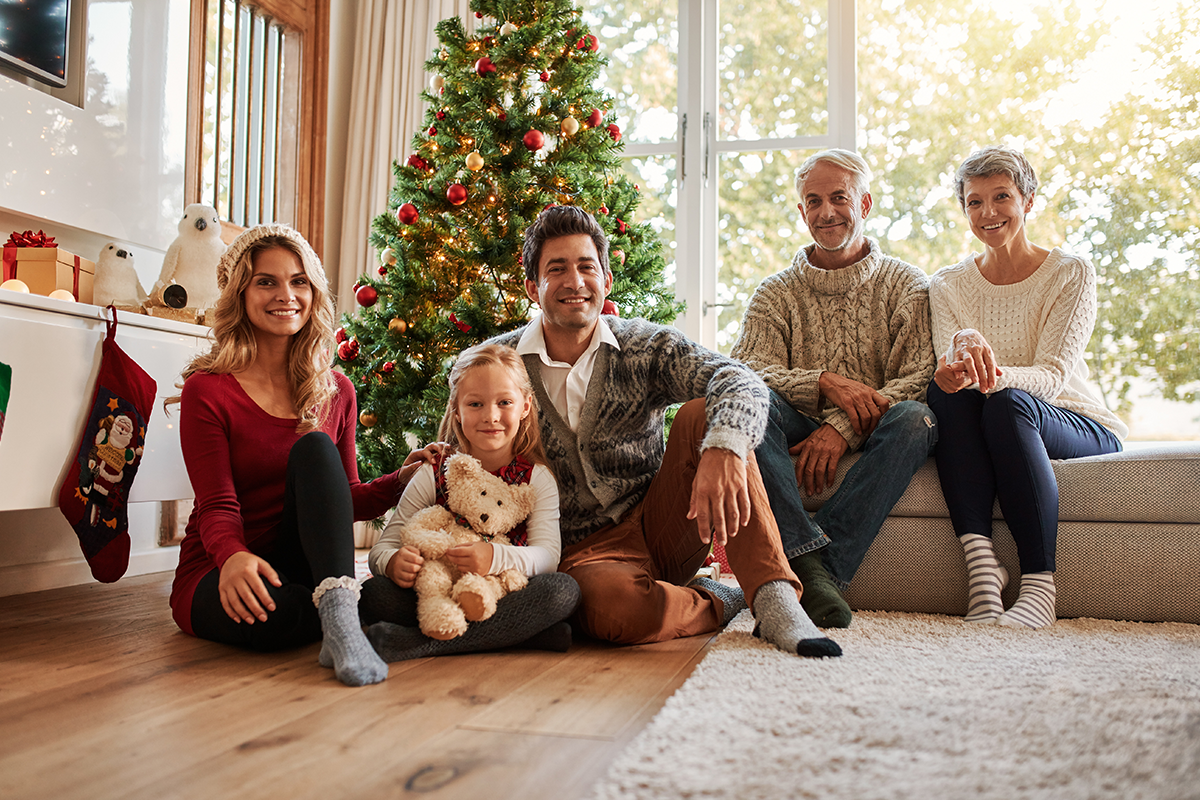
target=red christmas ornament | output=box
[397,203,419,225]
[576,34,598,52]
[450,313,472,333]
[498,111,507,121]
[539,71,550,82]
[474,56,496,76]
[446,183,468,205]
[613,249,626,264]
[355,285,378,307]
[586,108,602,128]
[337,339,360,361]
[382,361,396,374]
[335,327,348,344]
[377,265,388,276]
[436,111,446,120]
[475,11,483,18]
[428,126,437,136]
[602,299,619,316]
[598,205,609,215]
[523,129,545,151]
[407,154,429,171]
[607,123,622,142]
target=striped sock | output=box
[997,572,1057,629]
[960,533,1008,623]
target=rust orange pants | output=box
[559,399,802,644]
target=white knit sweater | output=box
[929,248,1127,438]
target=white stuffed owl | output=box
[93,243,148,307]
[151,204,226,311]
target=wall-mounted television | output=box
[0,0,72,88]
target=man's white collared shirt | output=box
[516,313,620,432]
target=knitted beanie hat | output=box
[216,223,327,290]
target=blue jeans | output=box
[755,391,938,588]
[926,383,1122,574]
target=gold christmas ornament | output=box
[388,317,408,334]
[359,412,378,427]
[465,150,485,171]
[560,116,580,136]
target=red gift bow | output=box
[450,313,472,332]
[4,230,58,248]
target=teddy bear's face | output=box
[444,454,534,537]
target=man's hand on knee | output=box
[687,448,751,547]
[789,424,849,496]
[818,372,890,435]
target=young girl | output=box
[361,343,580,660]
[167,224,435,687]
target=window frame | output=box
[184,0,330,251]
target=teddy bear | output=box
[401,452,536,640]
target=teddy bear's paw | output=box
[457,590,491,622]
[418,601,468,640]
[453,573,499,622]
[499,570,529,593]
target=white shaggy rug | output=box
[589,610,1200,800]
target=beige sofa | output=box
[801,442,1200,624]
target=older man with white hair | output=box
[732,149,938,629]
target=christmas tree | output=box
[335,0,683,481]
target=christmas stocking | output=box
[57,308,157,582]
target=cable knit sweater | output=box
[929,248,1127,438]
[491,316,770,546]
[731,240,936,451]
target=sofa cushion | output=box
[802,442,1200,524]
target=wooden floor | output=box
[0,571,715,800]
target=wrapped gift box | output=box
[2,245,95,304]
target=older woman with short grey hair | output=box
[926,147,1127,629]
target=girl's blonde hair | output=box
[437,343,547,467]
[165,224,337,433]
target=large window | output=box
[588,0,1199,440]
[185,0,329,250]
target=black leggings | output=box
[190,432,356,652]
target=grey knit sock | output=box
[997,572,1057,629]
[688,576,747,626]
[752,579,842,658]
[314,579,388,687]
[960,533,1008,623]
[368,572,581,662]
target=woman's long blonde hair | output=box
[165,224,337,432]
[437,343,547,467]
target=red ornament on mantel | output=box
[355,285,378,307]
[523,129,545,152]
[446,183,468,206]
[397,202,419,225]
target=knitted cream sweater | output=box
[731,241,936,451]
[929,248,1127,438]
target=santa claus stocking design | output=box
[58,308,156,582]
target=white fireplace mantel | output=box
[0,291,210,511]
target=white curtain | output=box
[335,0,474,318]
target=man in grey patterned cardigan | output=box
[488,206,841,658]
[731,149,938,629]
